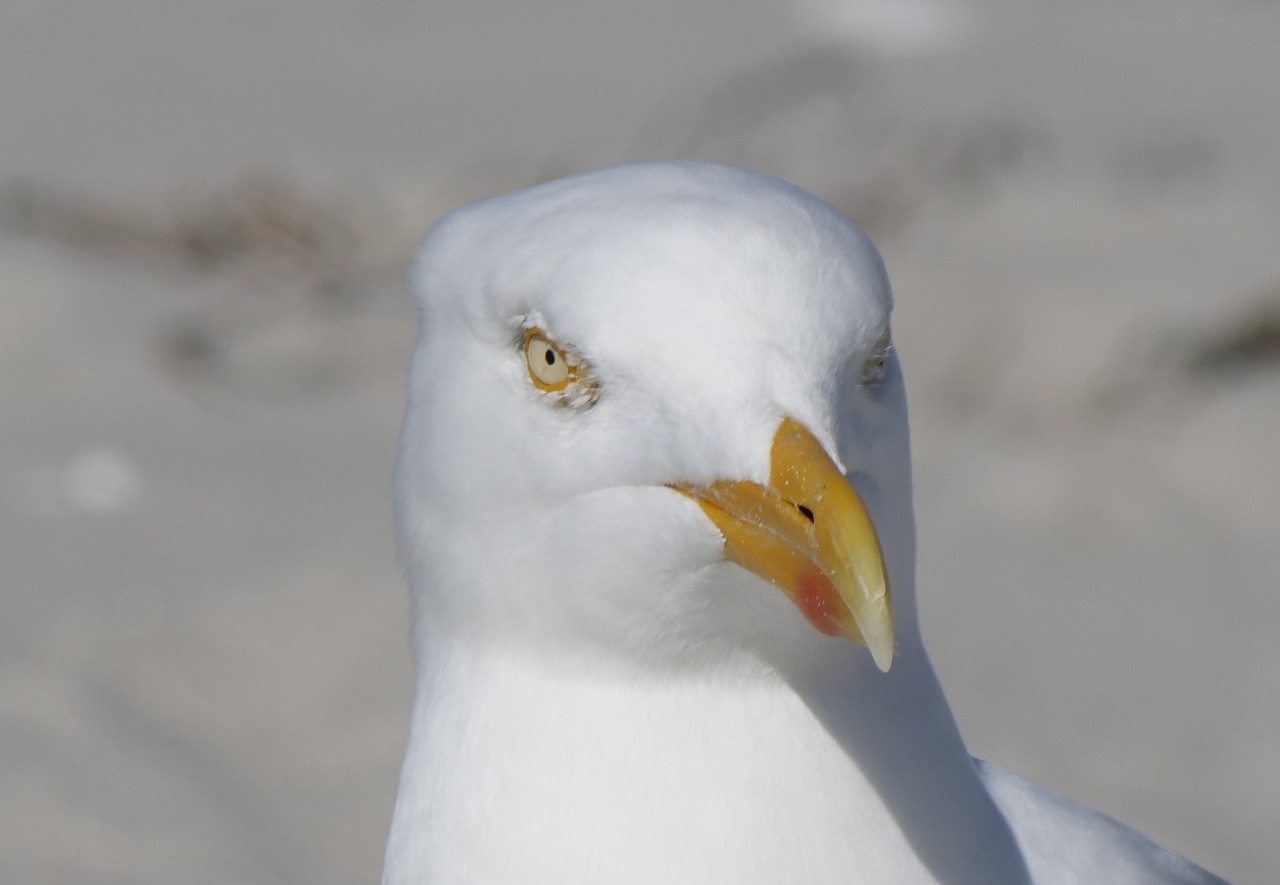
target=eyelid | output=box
[873,326,892,352]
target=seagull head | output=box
[396,161,915,677]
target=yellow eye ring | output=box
[523,328,574,391]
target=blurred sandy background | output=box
[2,2,1278,883]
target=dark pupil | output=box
[544,348,556,366]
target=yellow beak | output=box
[674,417,894,672]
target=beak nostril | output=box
[796,504,815,523]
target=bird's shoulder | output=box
[974,759,1230,885]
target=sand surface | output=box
[2,2,1277,882]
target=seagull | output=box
[382,161,1227,884]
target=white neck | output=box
[383,632,1031,884]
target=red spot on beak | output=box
[794,569,845,637]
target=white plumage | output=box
[383,161,1226,884]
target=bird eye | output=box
[860,327,893,385]
[523,328,573,391]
